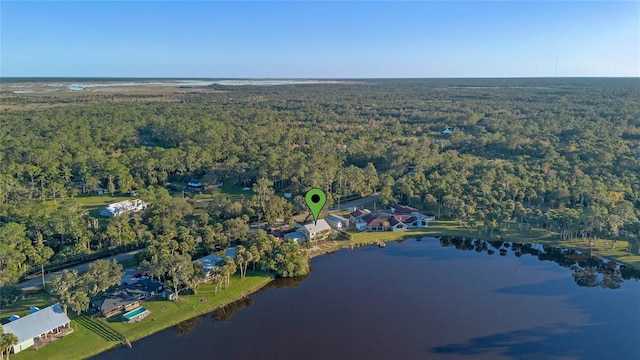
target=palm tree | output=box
[1,332,19,360]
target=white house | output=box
[441,128,453,135]
[349,208,371,230]
[300,219,332,241]
[2,304,72,354]
[99,199,147,217]
[324,214,349,230]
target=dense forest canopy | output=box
[1,78,639,285]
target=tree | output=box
[220,256,236,288]
[83,259,123,296]
[0,223,32,285]
[105,215,136,249]
[224,216,249,242]
[0,329,19,360]
[379,186,395,207]
[211,266,225,294]
[0,286,22,308]
[235,245,254,278]
[201,224,228,252]
[252,177,274,220]
[31,242,54,288]
[249,245,261,271]
[167,254,195,299]
[270,240,309,277]
[49,270,90,314]
[264,195,293,225]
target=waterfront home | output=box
[91,279,163,317]
[390,204,435,224]
[2,304,72,354]
[350,208,371,230]
[99,199,148,217]
[300,219,332,241]
[362,213,408,232]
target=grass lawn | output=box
[13,317,120,360]
[194,184,255,204]
[64,194,133,221]
[104,272,271,342]
[70,194,133,211]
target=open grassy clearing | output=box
[70,194,133,211]
[193,184,255,203]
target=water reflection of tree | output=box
[173,314,205,336]
[207,272,311,323]
[211,297,254,322]
[266,272,310,289]
[438,236,640,289]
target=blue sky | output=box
[2,1,638,78]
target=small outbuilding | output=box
[283,231,306,243]
[187,179,203,191]
[324,214,350,230]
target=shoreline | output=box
[309,220,640,271]
[13,274,274,360]
[14,222,639,359]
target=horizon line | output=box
[2,76,639,80]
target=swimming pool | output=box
[122,306,150,322]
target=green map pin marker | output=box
[305,188,327,225]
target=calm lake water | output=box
[92,238,640,360]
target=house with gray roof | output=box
[324,214,349,230]
[1,304,71,354]
[91,279,163,317]
[300,219,332,241]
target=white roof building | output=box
[100,199,147,217]
[2,304,71,354]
